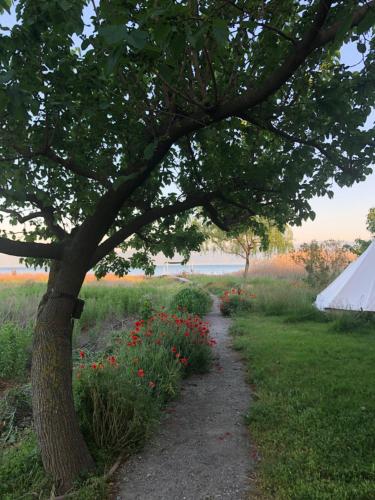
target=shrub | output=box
[170,286,212,316]
[292,240,352,288]
[0,323,32,381]
[74,310,214,456]
[220,288,255,316]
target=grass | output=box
[231,306,375,499]
[2,272,375,499]
[192,274,375,498]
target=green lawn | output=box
[232,313,375,499]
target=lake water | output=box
[0,264,244,276]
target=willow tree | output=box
[206,219,293,276]
[0,0,374,492]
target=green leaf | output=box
[335,15,353,44]
[58,0,71,12]
[0,71,13,84]
[212,19,228,46]
[81,38,91,51]
[356,10,375,35]
[159,63,174,83]
[170,32,185,59]
[143,141,157,160]
[0,0,11,14]
[153,23,171,46]
[99,25,126,45]
[187,26,207,50]
[128,30,148,50]
[357,42,366,54]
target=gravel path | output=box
[114,296,256,500]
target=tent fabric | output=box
[315,240,375,312]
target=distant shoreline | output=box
[0,264,244,278]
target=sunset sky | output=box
[0,7,374,266]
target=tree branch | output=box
[314,1,375,48]
[203,203,231,231]
[0,185,68,241]
[0,236,63,259]
[43,148,112,188]
[0,208,45,224]
[91,192,215,267]
[239,111,353,173]
[26,194,68,240]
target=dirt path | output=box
[114,296,255,500]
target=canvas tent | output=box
[315,240,375,312]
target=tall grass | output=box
[0,278,184,378]
[0,324,33,381]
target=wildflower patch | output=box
[73,309,215,456]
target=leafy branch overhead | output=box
[0,0,374,276]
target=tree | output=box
[293,240,352,287]
[345,207,375,255]
[0,0,374,492]
[347,238,372,256]
[366,207,375,235]
[205,218,293,277]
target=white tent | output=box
[315,240,375,312]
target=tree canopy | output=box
[0,0,374,275]
[366,207,375,235]
[346,206,375,255]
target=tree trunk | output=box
[31,261,95,494]
[244,254,250,278]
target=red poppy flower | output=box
[79,351,85,359]
[108,355,117,366]
[171,346,177,353]
[180,357,188,366]
[137,368,145,378]
[91,363,97,369]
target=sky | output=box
[292,42,374,244]
[0,5,374,266]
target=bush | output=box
[292,240,352,288]
[220,288,255,316]
[0,323,32,381]
[170,286,212,316]
[74,310,214,457]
